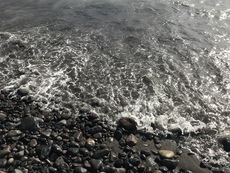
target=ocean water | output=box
[1,0,230,167]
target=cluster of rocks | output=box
[0,89,228,173]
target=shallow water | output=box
[1,0,230,167]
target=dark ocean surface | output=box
[1,0,230,166]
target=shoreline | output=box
[0,90,227,173]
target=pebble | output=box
[30,139,38,147]
[93,148,110,159]
[0,112,6,121]
[21,117,40,132]
[161,159,179,169]
[0,146,11,158]
[74,130,83,142]
[117,117,137,131]
[17,88,29,96]
[85,138,96,149]
[90,159,102,170]
[74,167,87,173]
[126,134,138,146]
[145,156,158,168]
[7,130,22,137]
[159,150,175,159]
[36,145,52,160]
[54,156,69,170]
[14,169,23,173]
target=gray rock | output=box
[74,130,83,142]
[36,145,51,160]
[109,151,117,162]
[30,139,37,147]
[118,117,137,131]
[145,156,158,168]
[67,148,79,156]
[7,130,22,137]
[0,146,11,158]
[54,156,69,170]
[93,148,110,159]
[21,117,40,132]
[0,112,7,121]
[90,159,102,170]
[126,134,138,146]
[74,167,87,173]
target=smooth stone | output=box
[52,144,63,155]
[114,168,126,173]
[67,148,79,156]
[40,129,52,137]
[58,120,67,125]
[8,158,14,164]
[117,117,137,131]
[159,150,175,159]
[21,117,40,132]
[54,156,69,170]
[74,167,87,173]
[79,148,89,156]
[36,145,52,160]
[129,157,141,166]
[73,130,83,142]
[93,148,110,159]
[221,136,230,152]
[89,126,103,134]
[49,167,58,172]
[0,146,11,158]
[17,88,29,96]
[161,159,179,169]
[90,159,102,170]
[0,112,6,121]
[14,169,23,173]
[85,138,96,149]
[7,130,22,137]
[126,134,138,146]
[114,129,123,141]
[30,139,37,147]
[93,132,103,139]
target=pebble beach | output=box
[1,89,229,173]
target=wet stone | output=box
[161,159,179,169]
[93,132,103,139]
[118,117,137,131]
[126,134,138,146]
[93,148,110,159]
[90,159,102,170]
[17,88,29,96]
[145,156,158,168]
[159,150,175,159]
